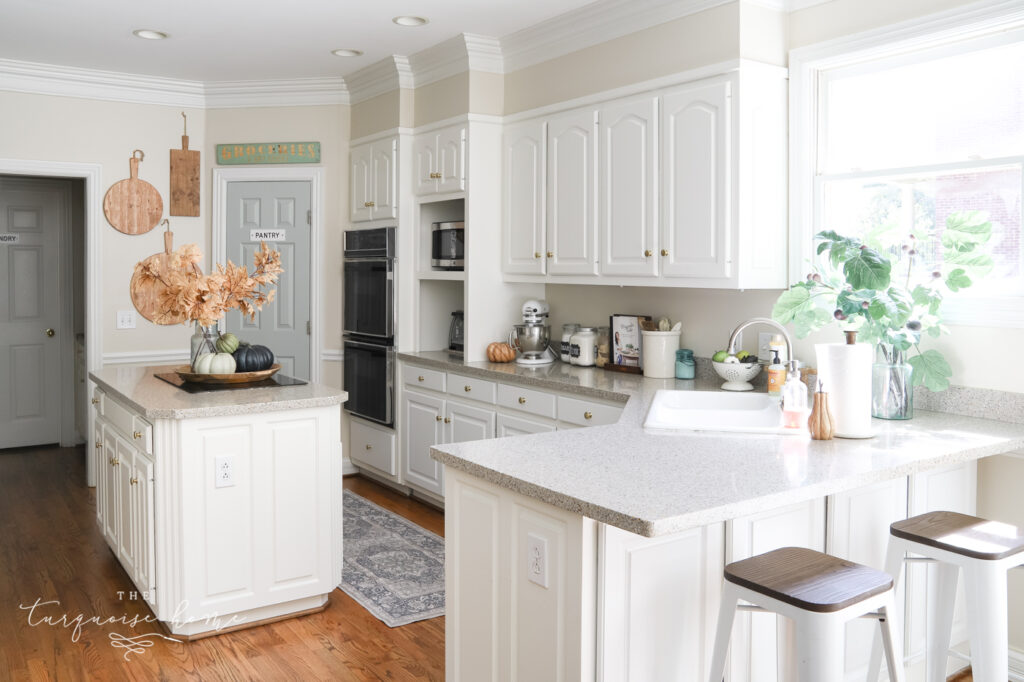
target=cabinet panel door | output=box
[132,452,156,604]
[402,389,445,494]
[547,110,598,275]
[728,498,826,682]
[503,120,547,275]
[497,413,555,437]
[447,400,495,445]
[102,427,119,548]
[415,134,438,195]
[349,143,373,222]
[661,79,731,279]
[371,138,397,220]
[115,436,137,578]
[437,126,466,194]
[599,96,659,277]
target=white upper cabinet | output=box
[416,124,466,196]
[350,136,397,223]
[599,95,659,277]
[661,78,730,280]
[547,109,598,276]
[503,119,547,275]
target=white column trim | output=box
[212,166,325,383]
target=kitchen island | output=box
[89,365,346,638]
[427,356,1024,681]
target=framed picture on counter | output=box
[606,314,650,374]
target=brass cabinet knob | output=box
[464,385,471,392]
[429,172,442,179]
[546,251,553,258]
[518,396,527,404]
[364,201,375,207]
[644,250,652,257]
[435,415,443,422]
[133,431,142,440]
[365,444,372,450]
[418,375,425,382]
[534,252,541,259]
[44,328,55,337]
[108,457,114,465]
[95,441,102,449]
[91,397,100,405]
[130,477,138,485]
[111,458,119,466]
[661,249,669,257]
[444,417,451,424]
[584,411,593,420]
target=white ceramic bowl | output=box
[712,360,762,391]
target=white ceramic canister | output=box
[641,329,682,379]
[815,342,873,438]
[570,327,598,366]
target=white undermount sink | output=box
[644,390,803,436]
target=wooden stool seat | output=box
[725,546,894,613]
[890,510,1024,561]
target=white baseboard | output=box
[102,350,190,366]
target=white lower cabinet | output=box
[402,388,447,496]
[497,413,556,437]
[350,417,398,478]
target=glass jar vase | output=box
[190,323,219,370]
[872,344,913,420]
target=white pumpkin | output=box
[193,352,237,374]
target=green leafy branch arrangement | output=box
[771,211,993,392]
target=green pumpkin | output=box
[193,352,237,374]
[215,332,240,354]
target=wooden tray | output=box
[174,364,281,384]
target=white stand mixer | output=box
[509,299,557,366]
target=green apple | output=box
[736,350,750,360]
[712,350,729,362]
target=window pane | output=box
[819,165,1023,292]
[822,40,1024,173]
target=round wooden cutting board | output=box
[130,225,200,325]
[104,150,163,234]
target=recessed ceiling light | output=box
[133,29,169,40]
[331,48,364,57]
[392,16,428,27]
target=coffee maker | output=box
[509,300,556,365]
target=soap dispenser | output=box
[781,361,808,428]
[767,350,787,396]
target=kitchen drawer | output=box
[132,416,153,455]
[92,387,106,415]
[447,373,497,404]
[102,394,136,440]
[497,383,557,419]
[404,364,446,392]
[350,419,397,476]
[557,395,623,427]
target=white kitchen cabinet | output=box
[350,136,397,222]
[416,125,466,196]
[547,109,598,275]
[447,400,496,447]
[599,95,659,277]
[503,119,547,276]
[497,413,556,437]
[402,388,447,496]
[350,417,398,479]
[661,78,730,280]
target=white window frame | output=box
[789,0,1024,327]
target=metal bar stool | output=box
[708,546,905,682]
[868,511,1024,682]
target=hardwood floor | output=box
[0,445,445,681]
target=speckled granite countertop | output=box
[90,365,347,419]
[410,351,1024,538]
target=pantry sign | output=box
[216,142,320,165]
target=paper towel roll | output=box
[815,342,873,438]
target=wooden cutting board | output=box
[170,116,200,216]
[130,224,201,325]
[104,150,163,234]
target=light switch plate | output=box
[116,310,136,329]
[527,532,549,589]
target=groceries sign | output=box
[217,142,320,165]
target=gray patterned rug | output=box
[340,490,445,627]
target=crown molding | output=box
[464,34,505,74]
[0,58,349,108]
[500,0,734,73]
[346,56,414,105]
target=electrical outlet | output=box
[758,333,773,361]
[527,532,549,588]
[116,310,136,329]
[215,455,235,488]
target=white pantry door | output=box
[0,177,68,448]
[224,181,311,380]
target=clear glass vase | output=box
[190,323,218,370]
[872,344,913,420]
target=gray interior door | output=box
[224,181,311,380]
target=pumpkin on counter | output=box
[193,352,236,375]
[486,342,516,363]
[215,332,240,354]
[233,343,275,372]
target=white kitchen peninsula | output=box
[431,366,1024,681]
[89,365,346,638]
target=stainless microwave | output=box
[431,221,464,270]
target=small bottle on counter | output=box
[596,326,610,367]
[781,361,808,428]
[767,349,787,396]
[561,323,581,363]
[570,327,598,366]
[675,348,695,379]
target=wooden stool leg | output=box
[925,561,959,682]
[708,583,739,682]
[962,562,1008,682]
[868,537,906,682]
[795,614,844,682]
[879,591,906,682]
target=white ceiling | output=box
[0,0,600,82]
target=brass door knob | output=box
[546,251,553,258]
[133,431,142,440]
[584,411,593,420]
[435,415,443,422]
[44,328,55,337]
[365,444,372,450]
[91,397,100,405]
[464,385,471,392]
[518,397,527,404]
[661,249,669,257]
[444,417,451,424]
[644,250,652,257]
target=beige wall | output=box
[351,90,402,140]
[413,73,469,128]
[469,71,505,116]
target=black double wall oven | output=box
[343,227,395,426]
